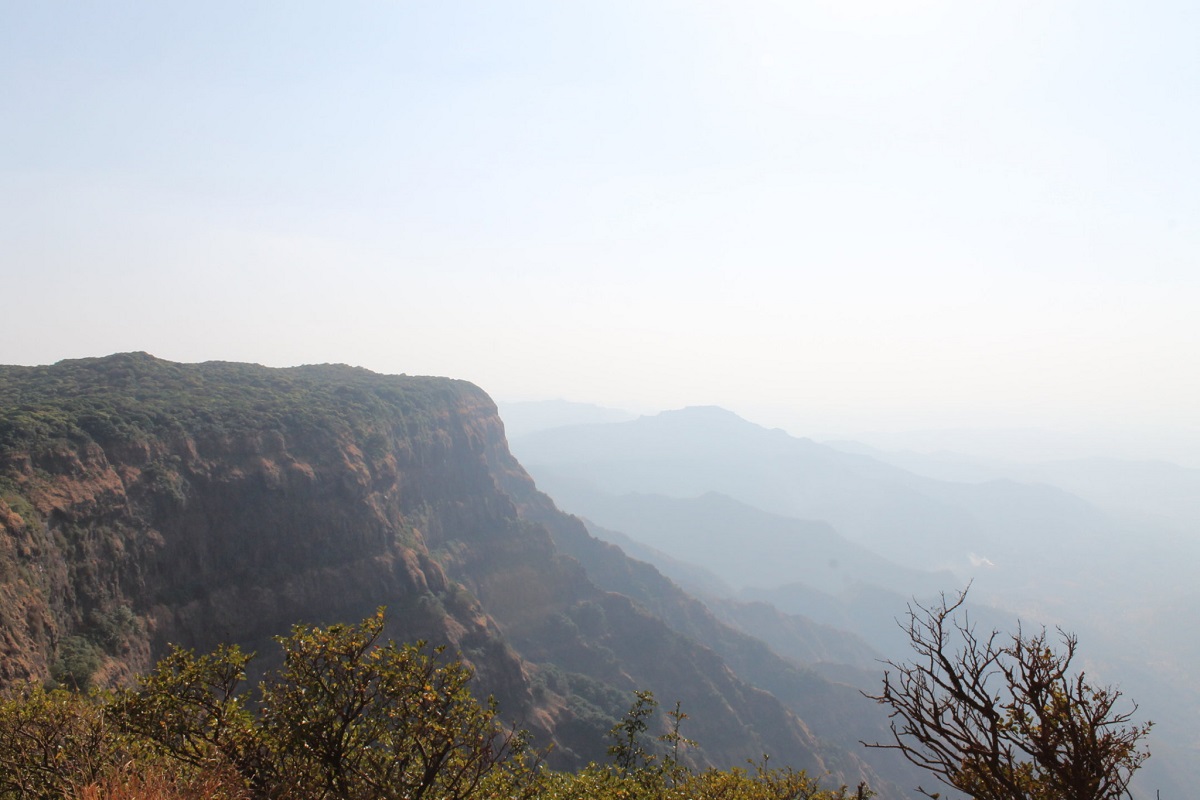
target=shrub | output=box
[0,611,868,800]
[51,635,103,690]
[0,683,121,798]
[111,609,526,800]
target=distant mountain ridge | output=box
[510,406,1176,613]
[552,489,947,597]
[511,405,1195,799]
[829,441,1200,535]
[497,399,636,439]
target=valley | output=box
[0,354,1187,798]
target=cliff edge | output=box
[0,353,887,788]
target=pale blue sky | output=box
[3,1,1198,451]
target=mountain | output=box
[1017,458,1200,533]
[536,488,948,599]
[0,354,906,792]
[510,406,1184,617]
[832,442,1200,539]
[511,406,988,575]
[496,399,636,439]
[508,494,924,793]
[580,522,738,599]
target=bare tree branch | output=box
[862,587,1152,800]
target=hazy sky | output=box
[3,1,1198,451]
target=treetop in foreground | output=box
[864,588,1151,800]
[0,610,870,800]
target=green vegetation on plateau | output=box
[0,351,470,452]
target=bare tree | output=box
[863,588,1151,800]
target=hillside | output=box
[510,406,1191,798]
[0,353,902,792]
[510,406,1184,617]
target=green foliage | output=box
[608,690,660,777]
[88,605,141,654]
[259,611,523,800]
[0,683,121,799]
[659,701,699,785]
[51,635,103,690]
[0,611,866,800]
[0,353,478,455]
[594,690,867,800]
[110,643,258,779]
[529,758,869,800]
[113,609,525,800]
[142,458,187,505]
[0,489,38,528]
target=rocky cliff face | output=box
[0,357,516,691]
[0,353,887,788]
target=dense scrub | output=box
[0,352,469,451]
[0,612,868,800]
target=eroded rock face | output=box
[0,354,527,703]
[0,353,870,781]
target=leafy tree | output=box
[258,610,525,800]
[607,690,660,777]
[112,609,525,800]
[595,691,867,800]
[50,635,102,690]
[863,588,1152,800]
[659,701,699,786]
[606,691,698,786]
[110,643,267,791]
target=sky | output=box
[2,1,1198,460]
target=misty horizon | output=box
[3,2,1197,448]
[497,398,1200,468]
[2,4,1197,793]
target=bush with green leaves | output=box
[50,635,103,691]
[570,689,870,800]
[0,611,869,800]
[0,683,121,799]
[112,609,526,800]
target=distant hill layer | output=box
[511,405,1197,798]
[497,399,636,439]
[511,406,1185,612]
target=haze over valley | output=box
[2,3,1197,798]
[505,399,1200,796]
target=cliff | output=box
[0,353,888,788]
